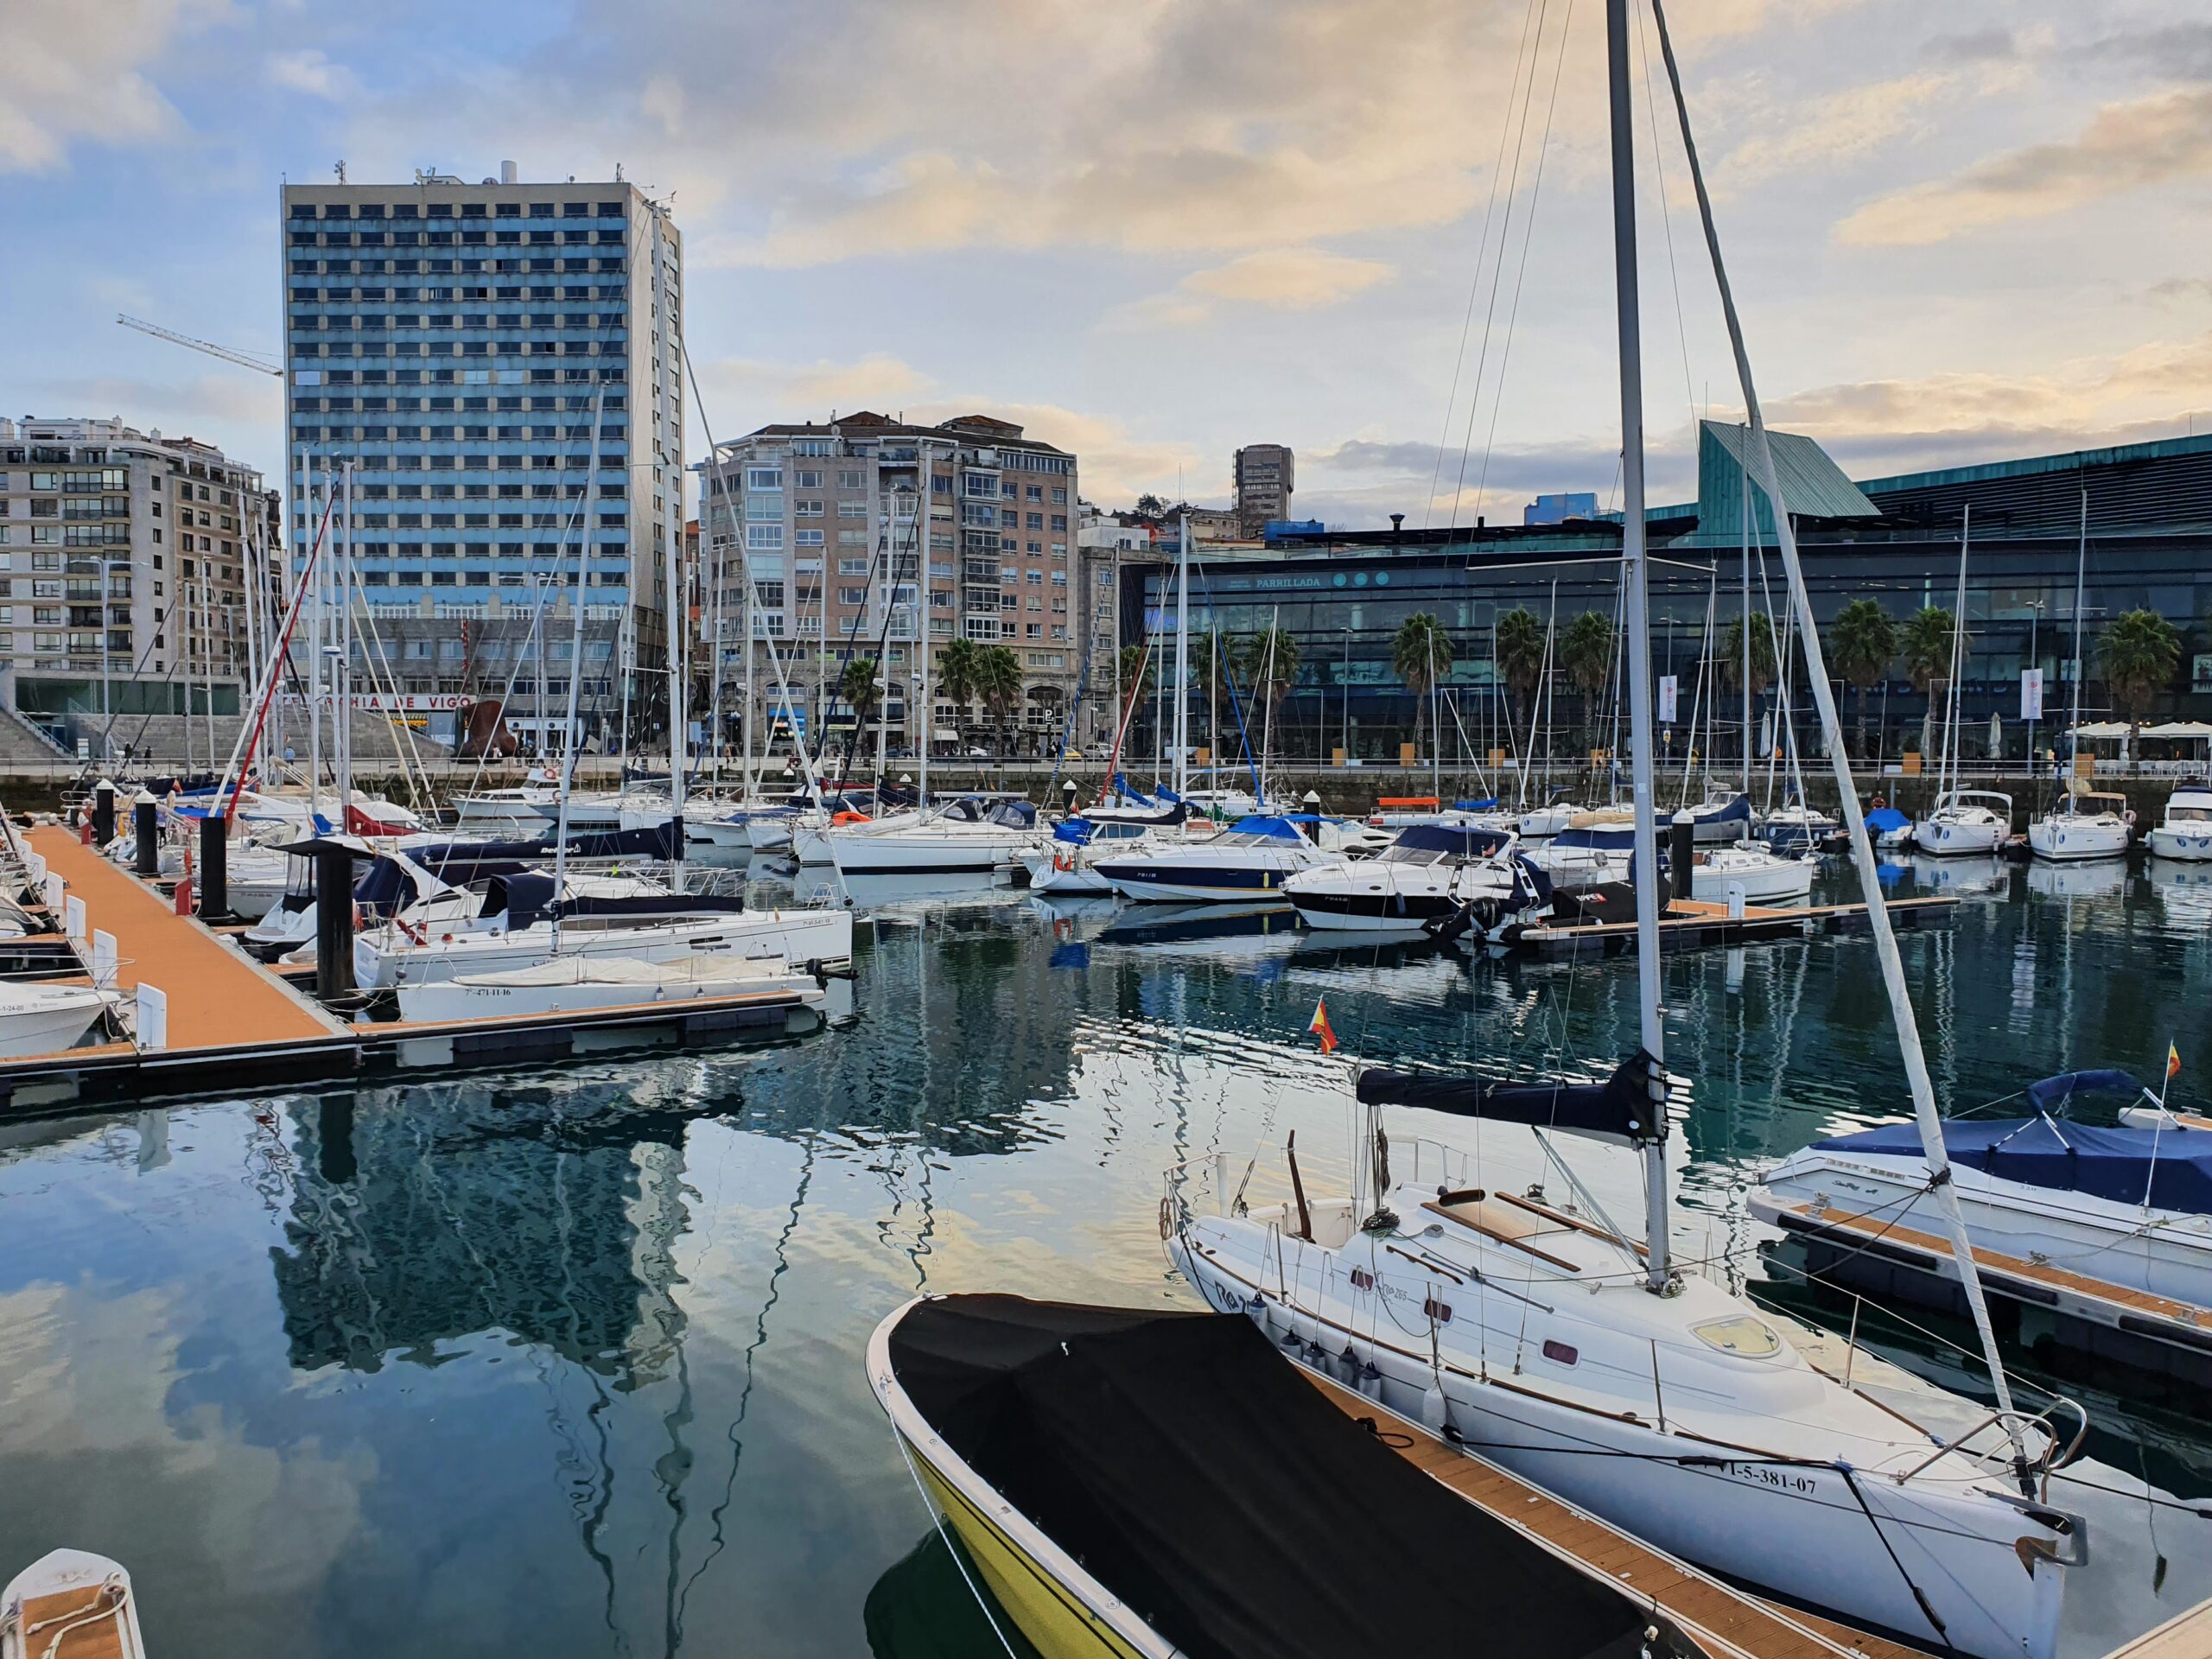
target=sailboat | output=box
[1168,11,2082,1656]
[2030,496,2130,862]
[1915,508,2013,855]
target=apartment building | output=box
[1233,442,1294,537]
[0,416,281,730]
[697,411,1082,754]
[279,163,682,744]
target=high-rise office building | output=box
[0,416,281,742]
[279,164,681,743]
[697,411,1083,755]
[1233,442,1294,537]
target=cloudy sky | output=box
[4,0,2210,525]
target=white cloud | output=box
[1184,247,1394,309]
[265,48,356,100]
[697,353,936,425]
[0,0,228,174]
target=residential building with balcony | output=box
[279,164,682,747]
[1234,442,1294,538]
[697,411,1083,756]
[0,416,282,744]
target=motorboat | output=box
[449,783,560,838]
[617,792,754,851]
[352,863,853,988]
[868,1294,1704,1659]
[0,982,113,1058]
[1758,800,1839,855]
[1523,815,1636,883]
[826,798,1043,877]
[1094,814,1349,904]
[1864,804,1913,850]
[1018,817,1173,895]
[2148,783,2212,862]
[220,841,302,921]
[1516,798,1592,838]
[1284,823,1553,937]
[2027,785,2132,862]
[1687,839,1815,905]
[1681,785,1753,844]
[1914,789,2012,857]
[2,1548,147,1659]
[392,952,823,1023]
[1168,1058,2083,1659]
[1754,1069,2212,1313]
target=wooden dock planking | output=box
[1303,1370,1926,1659]
[25,825,346,1051]
[15,1584,129,1659]
[2104,1596,2212,1659]
[1520,895,1957,959]
[1777,1201,2212,1333]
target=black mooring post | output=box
[133,791,160,878]
[315,842,354,1000]
[1669,810,1694,906]
[198,810,230,922]
[92,779,117,846]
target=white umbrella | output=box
[2068,721,2130,739]
[2143,720,2212,738]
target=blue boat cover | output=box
[2024,1070,2145,1115]
[1225,815,1305,840]
[1695,793,1752,824]
[1395,824,1510,859]
[1549,826,1638,849]
[1865,806,1910,833]
[1053,819,1094,845]
[1453,798,1500,811]
[1815,1117,2212,1212]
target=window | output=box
[794,529,825,547]
[793,469,823,488]
[837,499,867,518]
[753,579,786,608]
[963,473,997,499]
[746,524,785,550]
[837,558,868,575]
[745,467,782,489]
[836,586,868,606]
[794,498,824,518]
[837,469,864,489]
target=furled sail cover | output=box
[888,1294,1694,1659]
[1815,1118,2212,1213]
[1355,1050,1663,1146]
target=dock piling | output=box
[91,780,116,847]
[315,842,354,999]
[132,791,159,878]
[197,812,230,923]
[1669,811,1694,904]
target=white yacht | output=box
[449,784,560,838]
[1019,817,1174,895]
[2148,783,2212,861]
[1523,815,1636,883]
[393,953,823,1023]
[1095,814,1348,903]
[1681,785,1753,843]
[1687,839,1815,904]
[1915,788,2012,856]
[825,798,1043,877]
[1283,823,1551,937]
[2027,785,2131,861]
[0,982,113,1058]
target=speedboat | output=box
[1754,1069,2212,1313]
[1915,789,2012,856]
[3,1548,148,1659]
[393,953,823,1023]
[826,798,1042,877]
[1516,798,1592,838]
[1018,817,1174,895]
[1523,813,1636,883]
[1169,1058,2084,1659]
[1687,839,1815,905]
[1284,823,1553,937]
[0,983,112,1058]
[2027,785,2132,862]
[2148,783,2212,862]
[1095,814,1348,903]
[449,784,560,838]
[868,1294,1706,1659]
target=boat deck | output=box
[1304,1369,1925,1659]
[1517,894,1958,960]
[24,824,345,1050]
[13,1582,130,1658]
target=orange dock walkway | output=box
[26,825,344,1052]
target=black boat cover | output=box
[1815,1117,2212,1213]
[888,1295,1693,1659]
[1354,1049,1663,1146]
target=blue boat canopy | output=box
[1395,824,1510,859]
[1864,805,1910,833]
[1815,1117,2212,1212]
[1225,815,1306,840]
[2024,1070,2145,1116]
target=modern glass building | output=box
[279,166,682,746]
[1121,423,2212,766]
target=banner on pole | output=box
[1657,675,1679,725]
[2019,667,2044,721]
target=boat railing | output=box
[1891,1395,2090,1497]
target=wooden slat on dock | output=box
[25,825,345,1051]
[2103,1595,2212,1659]
[15,1584,129,1659]
[1303,1370,1925,1659]
[1777,1202,2212,1333]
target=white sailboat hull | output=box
[353,906,854,988]
[0,985,111,1058]
[1914,817,2005,855]
[395,961,822,1023]
[2027,816,2130,861]
[826,824,1037,876]
[1689,849,1815,903]
[2150,827,2212,861]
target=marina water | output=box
[1,856,2208,1656]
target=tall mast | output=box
[336,461,354,814]
[1174,511,1190,796]
[739,450,755,799]
[1741,437,1752,796]
[1606,0,1672,1294]
[550,388,607,957]
[306,456,323,830]
[1944,507,1971,799]
[1649,0,2029,1462]
[654,202,688,849]
[917,442,934,805]
[2066,491,2088,775]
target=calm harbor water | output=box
[3,852,2209,1656]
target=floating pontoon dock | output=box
[0,817,836,1121]
[1763,1199,2212,1387]
[1302,1368,1922,1659]
[1512,894,1958,961]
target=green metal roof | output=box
[1852,430,2212,495]
[1697,419,1877,539]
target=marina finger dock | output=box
[1512,893,1959,960]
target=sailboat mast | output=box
[1175,511,1190,797]
[1946,506,1971,799]
[918,441,934,804]
[1605,0,1672,1294]
[1741,436,1752,796]
[2066,491,2087,775]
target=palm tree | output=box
[976,644,1025,752]
[1558,610,1617,749]
[1899,604,1957,759]
[937,637,981,741]
[1191,626,1233,766]
[2099,608,2182,731]
[1240,627,1301,756]
[1827,598,1897,758]
[838,654,880,725]
[1719,613,1777,697]
[1392,613,1454,762]
[1493,607,1546,729]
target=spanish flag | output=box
[2169,1042,2183,1082]
[1309,997,1338,1056]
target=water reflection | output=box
[2024,857,2130,899]
[865,1531,1039,1659]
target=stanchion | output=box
[1669,811,1694,906]
[198,811,231,923]
[133,791,160,878]
[315,842,355,999]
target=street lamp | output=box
[1340,626,1352,766]
[2024,596,2047,772]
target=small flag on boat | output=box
[2169,1042,2183,1081]
[1309,998,1338,1055]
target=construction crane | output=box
[116,314,281,377]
